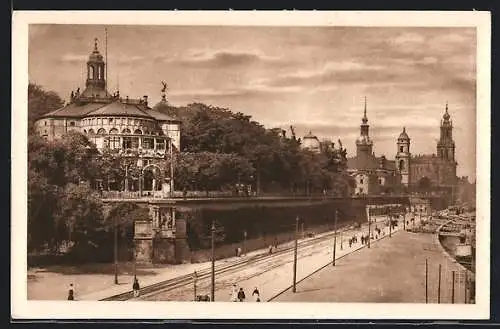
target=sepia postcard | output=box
[12,10,490,320]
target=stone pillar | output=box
[153,138,157,151]
[138,137,142,149]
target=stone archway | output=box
[141,163,164,195]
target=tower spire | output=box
[362,96,368,123]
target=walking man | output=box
[67,283,75,301]
[237,287,246,302]
[133,277,140,298]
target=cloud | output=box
[59,54,88,63]
[165,49,291,69]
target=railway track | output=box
[102,220,380,301]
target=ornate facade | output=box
[34,39,181,155]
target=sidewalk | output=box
[272,229,467,303]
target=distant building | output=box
[400,103,458,190]
[346,99,458,197]
[347,98,400,195]
[301,131,321,152]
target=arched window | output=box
[134,129,143,135]
[97,128,106,135]
[89,66,95,79]
[399,146,404,153]
[399,160,405,171]
[109,128,119,134]
[83,129,87,134]
[122,128,131,134]
[88,129,95,135]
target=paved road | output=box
[139,216,398,302]
[273,230,469,303]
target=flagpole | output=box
[105,27,108,93]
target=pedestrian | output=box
[268,245,273,255]
[252,287,260,302]
[67,283,75,301]
[133,277,140,298]
[235,248,239,257]
[349,239,352,248]
[237,287,246,302]
[230,284,238,302]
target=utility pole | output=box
[211,220,215,302]
[243,230,247,256]
[451,270,455,304]
[368,207,371,249]
[193,271,198,302]
[293,216,299,293]
[425,258,428,303]
[464,270,468,304]
[438,263,442,303]
[332,210,338,266]
[114,216,118,285]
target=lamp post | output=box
[114,216,118,285]
[332,210,338,266]
[368,207,371,249]
[243,230,247,256]
[193,270,198,301]
[292,216,299,293]
[211,220,215,302]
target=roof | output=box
[398,127,410,140]
[40,102,108,118]
[86,101,152,118]
[347,154,396,171]
[147,109,181,122]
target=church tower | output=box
[355,97,373,158]
[437,102,455,161]
[395,127,411,186]
[80,38,110,99]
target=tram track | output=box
[102,219,381,301]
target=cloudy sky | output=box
[29,24,476,180]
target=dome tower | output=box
[395,127,411,186]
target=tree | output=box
[55,183,106,260]
[28,82,64,132]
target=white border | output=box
[12,10,491,320]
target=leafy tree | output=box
[55,183,106,260]
[28,82,64,131]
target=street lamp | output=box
[332,210,338,266]
[292,216,299,293]
[243,230,247,256]
[114,216,118,284]
[210,220,215,302]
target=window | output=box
[69,121,75,126]
[97,118,102,125]
[123,137,132,149]
[122,128,131,134]
[44,121,47,126]
[109,118,113,123]
[109,135,120,149]
[103,118,108,125]
[379,178,383,185]
[360,179,364,184]
[359,188,364,193]
[97,128,106,135]
[134,129,142,135]
[143,137,154,149]
[156,139,165,150]
[399,146,403,152]
[131,137,139,149]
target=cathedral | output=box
[347,99,458,195]
[34,38,182,195]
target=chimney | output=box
[143,95,148,107]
